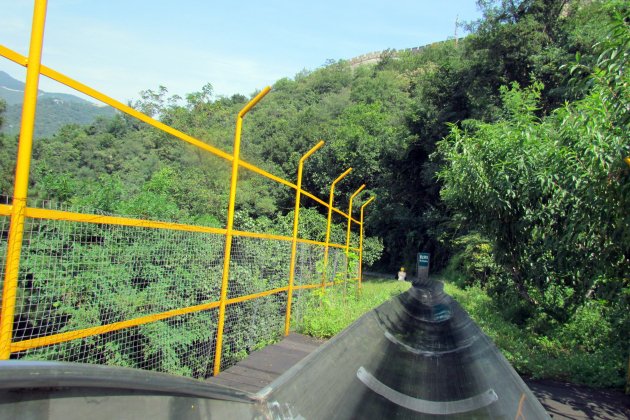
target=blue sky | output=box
[1,0,481,103]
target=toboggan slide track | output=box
[0,279,549,419]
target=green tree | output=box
[0,98,6,129]
[437,6,628,323]
[0,99,17,195]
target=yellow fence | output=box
[0,0,375,378]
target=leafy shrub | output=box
[443,280,628,388]
[362,236,384,267]
[443,232,499,288]
[296,278,408,338]
[436,9,629,385]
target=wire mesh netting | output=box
[290,288,318,334]
[2,210,225,376]
[14,217,225,338]
[15,310,220,378]
[221,293,287,370]
[325,247,346,284]
[347,243,360,281]
[228,236,292,299]
[1,197,364,379]
[292,242,358,285]
[294,242,324,287]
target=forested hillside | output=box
[0,0,627,387]
[0,71,116,138]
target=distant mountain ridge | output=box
[0,71,115,138]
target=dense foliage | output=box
[297,277,409,338]
[1,0,627,386]
[437,3,629,387]
[0,97,116,139]
[444,282,626,387]
[0,70,116,138]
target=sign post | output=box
[416,252,430,286]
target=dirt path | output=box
[525,379,630,419]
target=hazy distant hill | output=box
[0,71,116,138]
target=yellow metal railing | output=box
[0,0,376,377]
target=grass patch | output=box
[443,281,627,388]
[296,278,409,339]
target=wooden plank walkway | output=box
[206,333,325,394]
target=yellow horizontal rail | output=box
[294,283,327,291]
[11,299,222,352]
[10,282,320,353]
[232,229,354,250]
[24,206,227,235]
[296,187,357,223]
[225,286,288,305]
[0,45,232,161]
[231,229,295,243]
[0,43,27,66]
[0,45,361,226]
[0,205,357,251]
[294,282,334,291]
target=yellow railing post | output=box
[213,86,271,376]
[345,184,365,285]
[0,0,48,360]
[345,185,366,254]
[358,197,375,290]
[322,168,352,288]
[345,185,365,253]
[284,141,325,336]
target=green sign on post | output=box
[417,252,430,285]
